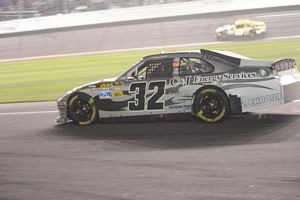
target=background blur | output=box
[0,0,197,20]
[0,0,299,103]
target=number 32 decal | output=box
[128,81,166,111]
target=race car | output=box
[56,49,300,125]
[216,19,267,40]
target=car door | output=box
[165,56,215,113]
[118,57,174,117]
[243,24,253,35]
[234,24,245,36]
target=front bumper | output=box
[56,99,69,124]
[56,111,68,124]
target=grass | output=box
[0,39,300,103]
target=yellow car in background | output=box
[216,19,267,40]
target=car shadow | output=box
[47,113,299,150]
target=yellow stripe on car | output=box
[200,89,217,94]
[68,95,79,106]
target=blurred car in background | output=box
[216,19,267,40]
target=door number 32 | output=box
[128,81,166,111]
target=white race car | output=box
[56,49,300,125]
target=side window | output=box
[137,58,173,80]
[179,57,214,76]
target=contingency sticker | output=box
[99,88,112,99]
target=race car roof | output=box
[144,49,272,67]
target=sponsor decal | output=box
[99,82,124,98]
[113,91,123,97]
[99,90,113,99]
[168,105,191,110]
[170,76,192,87]
[100,88,111,91]
[100,83,111,88]
[112,81,124,87]
[193,71,257,84]
[248,93,283,106]
[170,71,259,87]
[256,68,271,78]
[193,74,222,83]
[112,86,123,97]
[99,87,113,99]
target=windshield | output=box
[117,60,144,81]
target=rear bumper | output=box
[279,68,300,103]
[283,81,300,103]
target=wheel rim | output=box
[196,94,226,122]
[68,95,96,125]
[73,99,93,122]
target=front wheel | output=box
[67,94,98,125]
[193,88,229,123]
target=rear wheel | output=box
[67,94,98,125]
[193,88,229,123]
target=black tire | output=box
[193,88,229,123]
[67,93,98,126]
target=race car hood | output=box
[79,77,118,89]
[216,24,231,32]
[58,77,118,101]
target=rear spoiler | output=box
[200,49,241,66]
[271,58,296,72]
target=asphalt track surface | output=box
[1,10,300,60]
[0,101,300,200]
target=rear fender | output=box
[271,58,297,76]
[271,59,300,103]
[191,85,241,114]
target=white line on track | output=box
[1,35,300,63]
[0,111,57,115]
[266,35,300,40]
[0,41,227,63]
[257,12,300,18]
